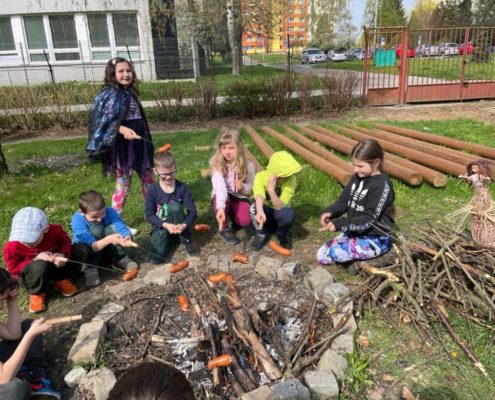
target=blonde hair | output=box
[210,130,248,180]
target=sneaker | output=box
[29,293,46,313]
[251,232,270,251]
[128,227,139,236]
[84,267,101,287]
[117,255,139,271]
[31,378,61,400]
[183,239,199,257]
[53,279,77,297]
[219,228,241,245]
[277,234,292,250]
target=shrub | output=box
[267,74,294,116]
[3,86,46,131]
[224,80,274,118]
[191,79,216,121]
[295,74,314,114]
[46,82,81,129]
[152,82,185,123]
[320,71,359,112]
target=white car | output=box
[300,48,326,64]
[439,43,459,56]
[330,48,347,61]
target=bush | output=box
[295,74,315,114]
[152,82,185,123]
[320,71,359,112]
[267,74,294,116]
[224,80,274,118]
[46,83,81,129]
[3,86,46,131]
[191,79,217,121]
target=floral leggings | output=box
[112,168,154,214]
[317,233,392,265]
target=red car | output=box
[459,41,473,55]
[394,45,415,58]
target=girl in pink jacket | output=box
[210,130,255,245]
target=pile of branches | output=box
[343,226,495,377]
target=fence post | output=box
[398,29,409,105]
[459,27,470,101]
[79,40,87,82]
[362,27,370,105]
[191,38,199,79]
[19,42,29,85]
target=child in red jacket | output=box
[3,207,79,313]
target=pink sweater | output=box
[211,160,255,209]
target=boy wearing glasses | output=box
[71,190,138,286]
[145,152,198,263]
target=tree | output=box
[379,0,407,26]
[0,144,8,179]
[309,0,349,48]
[410,0,444,30]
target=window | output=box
[113,13,139,46]
[88,14,109,47]
[49,15,77,48]
[0,17,15,51]
[24,16,47,49]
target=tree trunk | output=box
[0,143,8,179]
[227,0,242,75]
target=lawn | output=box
[1,117,494,398]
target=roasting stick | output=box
[54,257,124,274]
[126,241,169,263]
[133,134,154,144]
[45,315,83,325]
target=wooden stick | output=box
[45,315,83,325]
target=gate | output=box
[362,27,495,106]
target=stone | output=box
[241,385,279,400]
[92,302,125,323]
[68,320,107,364]
[321,282,350,307]
[317,349,348,382]
[143,264,172,286]
[217,253,233,272]
[276,261,301,282]
[79,367,116,400]
[255,256,283,278]
[303,371,339,399]
[332,312,357,334]
[207,254,219,270]
[64,367,87,389]
[271,378,311,400]
[186,256,203,269]
[107,279,147,300]
[303,267,334,296]
[331,334,354,355]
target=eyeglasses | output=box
[155,170,177,178]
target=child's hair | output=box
[108,363,195,400]
[210,130,248,181]
[351,139,384,172]
[0,268,19,296]
[79,190,106,213]
[154,152,176,169]
[467,159,491,177]
[104,57,139,95]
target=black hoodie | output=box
[322,173,395,237]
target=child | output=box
[0,268,60,400]
[459,159,491,188]
[86,57,155,215]
[71,190,138,286]
[210,130,255,245]
[250,151,302,251]
[108,362,195,400]
[317,139,395,265]
[3,207,78,314]
[145,152,198,263]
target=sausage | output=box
[177,294,190,311]
[208,272,233,285]
[207,354,232,369]
[268,240,292,257]
[232,252,249,264]
[169,260,189,273]
[157,143,172,154]
[123,268,139,281]
[194,224,210,232]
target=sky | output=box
[350,0,417,30]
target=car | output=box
[415,44,434,57]
[330,48,347,61]
[459,41,473,55]
[346,48,365,60]
[300,48,326,64]
[438,42,459,56]
[394,45,415,58]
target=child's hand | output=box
[107,233,124,246]
[6,287,19,302]
[267,175,277,192]
[162,223,177,234]
[120,236,134,247]
[52,253,66,267]
[320,212,332,226]
[235,179,244,192]
[27,318,52,337]
[35,252,55,262]
[256,211,266,227]
[120,126,139,140]
[175,224,187,234]
[216,209,225,228]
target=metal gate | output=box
[362,27,495,106]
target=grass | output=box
[1,118,495,398]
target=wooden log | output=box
[331,124,466,177]
[245,148,264,172]
[259,126,351,185]
[243,125,274,159]
[312,125,446,187]
[296,126,425,186]
[220,336,257,393]
[374,123,495,160]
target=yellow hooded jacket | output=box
[253,151,302,208]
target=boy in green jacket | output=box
[250,151,302,250]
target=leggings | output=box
[317,233,392,264]
[112,168,154,214]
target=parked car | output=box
[394,45,415,58]
[459,41,473,55]
[330,48,347,61]
[346,48,365,60]
[426,45,440,56]
[300,48,326,64]
[415,44,436,57]
[438,42,459,56]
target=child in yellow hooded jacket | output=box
[250,151,302,250]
